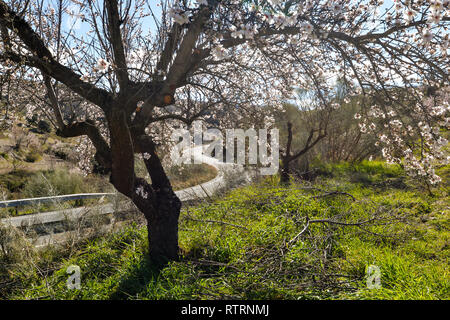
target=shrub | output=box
[10,126,28,151]
[54,149,68,160]
[22,170,92,198]
[49,144,77,162]
[37,120,51,133]
[24,150,41,163]
[0,170,29,193]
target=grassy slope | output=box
[2,161,449,300]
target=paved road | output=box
[175,144,246,201]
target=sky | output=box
[59,0,394,37]
[62,0,161,36]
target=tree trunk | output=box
[133,133,183,265]
[145,189,182,265]
[108,109,183,266]
[280,157,291,184]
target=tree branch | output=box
[43,75,65,129]
[0,0,112,109]
[105,0,129,90]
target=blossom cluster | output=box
[357,86,449,185]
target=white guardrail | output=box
[0,193,115,209]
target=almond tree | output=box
[0,0,448,263]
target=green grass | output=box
[0,169,30,194]
[1,162,448,300]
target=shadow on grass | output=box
[108,256,162,300]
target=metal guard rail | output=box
[0,193,116,208]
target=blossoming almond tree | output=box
[0,0,448,263]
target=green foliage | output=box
[2,162,449,300]
[24,150,42,163]
[313,160,406,187]
[0,170,30,193]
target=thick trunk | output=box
[107,109,183,265]
[280,157,291,184]
[145,189,181,265]
[132,135,183,264]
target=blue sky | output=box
[61,0,161,37]
[59,0,394,36]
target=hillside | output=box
[2,161,448,300]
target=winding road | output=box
[175,144,246,201]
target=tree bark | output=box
[132,134,183,265]
[280,157,291,184]
[145,189,181,265]
[280,122,326,185]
